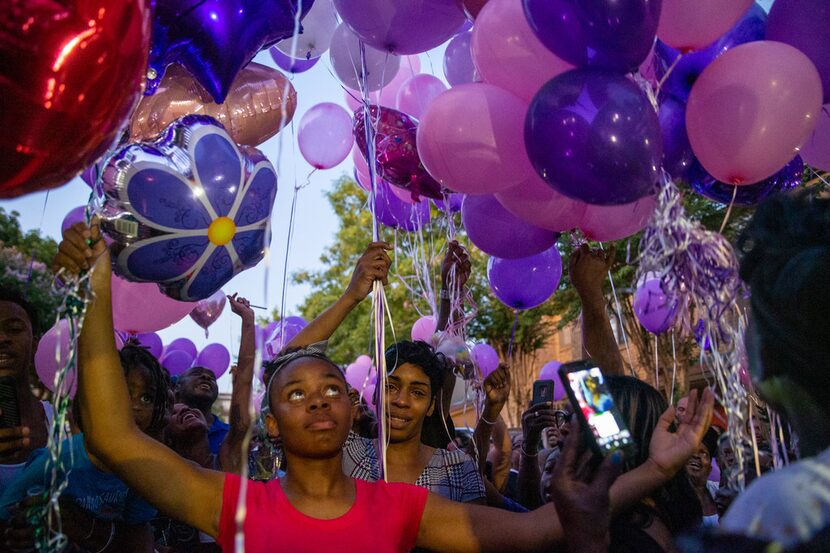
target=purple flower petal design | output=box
[193,131,241,217]
[232,164,277,226]
[126,166,212,230]
[125,236,210,282]
[231,230,267,268]
[184,246,234,301]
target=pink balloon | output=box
[161,349,194,377]
[166,337,198,360]
[396,74,448,119]
[411,316,438,342]
[800,104,830,172]
[579,195,657,242]
[196,343,231,379]
[298,102,355,169]
[686,41,823,185]
[657,0,754,52]
[61,206,87,235]
[346,360,373,390]
[388,181,420,204]
[471,343,499,379]
[471,0,573,103]
[539,361,565,401]
[418,83,533,194]
[111,275,194,333]
[189,290,226,336]
[495,175,586,232]
[329,23,401,92]
[355,355,373,369]
[35,319,75,398]
[135,333,164,359]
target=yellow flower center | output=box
[207,217,236,246]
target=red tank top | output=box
[217,474,429,553]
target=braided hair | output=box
[119,340,171,432]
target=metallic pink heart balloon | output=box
[189,290,227,337]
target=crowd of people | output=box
[0,191,828,552]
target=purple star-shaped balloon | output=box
[147,0,313,103]
[99,115,278,301]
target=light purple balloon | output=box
[135,333,164,359]
[333,0,465,55]
[487,246,562,310]
[395,74,448,119]
[61,206,87,235]
[81,164,97,188]
[443,31,478,86]
[196,343,231,379]
[800,104,830,172]
[269,47,320,74]
[162,350,195,377]
[471,343,499,379]
[539,361,565,401]
[265,317,308,358]
[462,194,559,259]
[329,23,401,92]
[298,102,354,170]
[411,316,437,342]
[166,337,198,360]
[346,359,374,390]
[633,279,679,334]
[433,193,463,213]
[373,180,431,232]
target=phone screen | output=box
[564,366,632,454]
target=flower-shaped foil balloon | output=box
[99,115,277,301]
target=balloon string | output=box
[598,243,636,376]
[670,331,677,404]
[25,191,51,295]
[653,334,659,391]
[719,185,739,234]
[656,52,683,93]
[507,310,519,359]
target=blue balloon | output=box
[654,3,767,103]
[147,0,314,103]
[689,156,803,207]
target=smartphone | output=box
[0,376,21,428]
[558,360,636,458]
[531,379,555,406]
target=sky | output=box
[2,38,450,393]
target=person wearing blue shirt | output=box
[176,366,229,455]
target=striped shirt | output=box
[342,433,486,503]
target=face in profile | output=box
[0,301,34,380]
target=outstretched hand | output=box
[228,293,254,324]
[569,244,615,300]
[441,240,471,293]
[344,242,392,304]
[648,388,715,480]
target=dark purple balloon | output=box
[525,69,662,206]
[654,4,767,103]
[161,349,194,377]
[373,181,431,232]
[523,0,662,73]
[444,31,477,86]
[433,193,463,213]
[147,0,313,103]
[689,156,803,207]
[659,96,695,180]
[767,0,830,103]
[268,46,319,73]
[487,246,562,310]
[354,105,442,201]
[462,195,559,259]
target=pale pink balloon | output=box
[418,83,533,194]
[579,195,657,242]
[411,315,437,342]
[686,41,823,185]
[396,74,447,119]
[800,104,830,172]
[111,275,194,333]
[657,0,753,52]
[343,56,420,110]
[329,23,401,92]
[495,175,586,232]
[298,102,355,169]
[471,0,573,103]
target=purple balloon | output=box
[654,4,768,103]
[81,164,99,188]
[146,0,312,103]
[523,0,662,73]
[61,206,87,235]
[189,290,227,335]
[659,96,695,180]
[166,337,198,360]
[443,31,478,86]
[487,246,562,310]
[333,0,465,54]
[196,343,231,379]
[471,343,499,379]
[689,156,803,208]
[462,195,559,259]
[373,181,431,232]
[525,69,662,206]
[433,193,463,213]
[298,102,354,169]
[269,46,319,73]
[767,0,830,103]
[135,333,164,359]
[539,361,566,400]
[161,349,195,377]
[633,279,679,334]
[801,104,830,172]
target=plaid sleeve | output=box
[459,456,486,503]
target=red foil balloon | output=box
[353,105,442,201]
[0,0,151,198]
